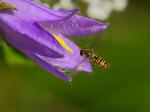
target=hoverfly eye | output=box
[80,50,83,56]
[80,49,86,57]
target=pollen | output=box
[52,34,73,53]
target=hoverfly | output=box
[80,48,110,69]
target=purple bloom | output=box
[0,0,108,81]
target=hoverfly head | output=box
[80,48,93,58]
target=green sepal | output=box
[0,1,17,11]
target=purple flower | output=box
[0,0,108,81]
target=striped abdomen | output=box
[90,54,109,69]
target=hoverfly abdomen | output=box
[91,54,109,69]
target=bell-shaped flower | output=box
[0,0,108,81]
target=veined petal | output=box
[37,14,108,36]
[1,0,79,21]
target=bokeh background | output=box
[0,0,150,112]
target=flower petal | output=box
[37,14,108,36]
[1,0,79,21]
[0,19,64,58]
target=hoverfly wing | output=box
[54,65,81,82]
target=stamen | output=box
[52,34,73,53]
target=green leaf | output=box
[0,1,17,11]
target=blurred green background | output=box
[0,0,150,112]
